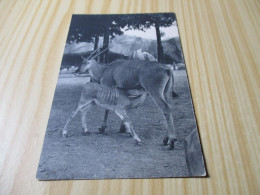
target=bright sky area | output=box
[123,25,179,40]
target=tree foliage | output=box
[124,13,176,31]
[123,13,176,62]
[67,15,129,44]
[66,13,176,63]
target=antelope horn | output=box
[87,43,103,60]
[91,46,112,59]
[81,56,87,60]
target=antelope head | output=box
[80,45,112,73]
[80,57,96,73]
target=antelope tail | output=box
[169,68,179,98]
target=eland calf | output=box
[62,82,147,143]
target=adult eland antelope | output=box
[66,47,179,149]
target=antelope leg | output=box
[150,92,177,149]
[62,100,93,137]
[80,103,94,135]
[119,122,126,133]
[115,110,141,143]
[62,105,81,137]
[124,122,141,143]
[99,109,109,133]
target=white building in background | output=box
[133,49,156,61]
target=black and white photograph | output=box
[37,13,206,180]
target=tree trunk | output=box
[155,22,164,63]
[94,35,100,62]
[101,16,110,63]
[94,35,99,50]
[102,30,109,63]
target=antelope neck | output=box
[90,61,107,82]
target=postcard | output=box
[37,13,206,180]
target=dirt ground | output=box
[37,70,199,180]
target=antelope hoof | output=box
[119,124,126,133]
[168,139,178,150]
[62,132,67,138]
[134,136,142,143]
[172,91,179,98]
[98,125,107,133]
[163,137,169,145]
[82,131,91,136]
